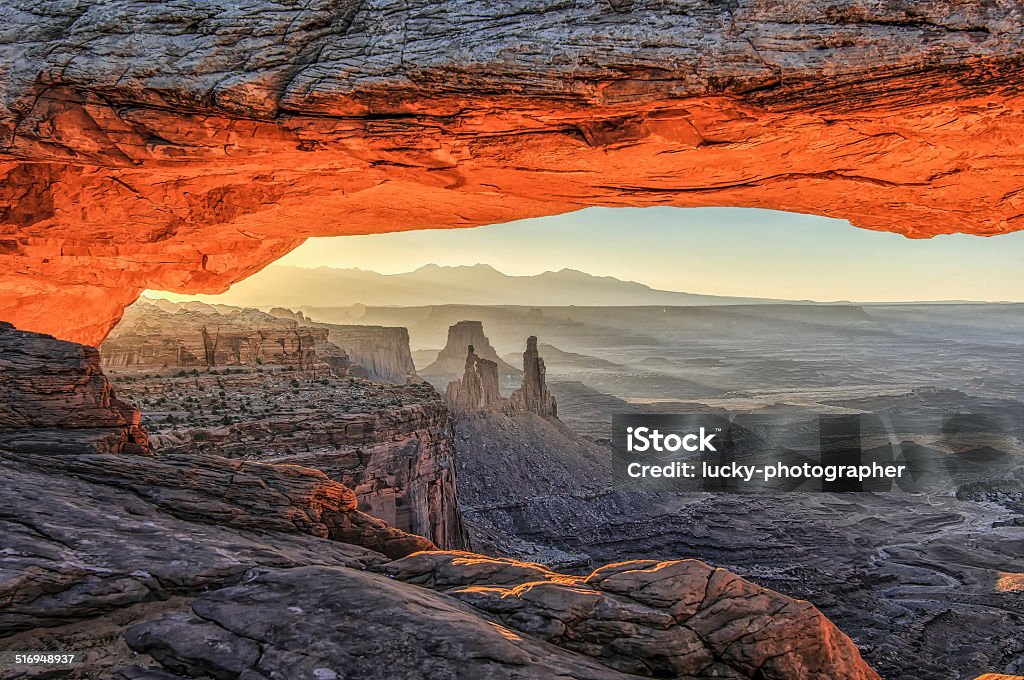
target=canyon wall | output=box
[101,299,463,548]
[137,375,469,551]
[324,324,418,384]
[0,324,880,678]
[445,345,504,415]
[445,334,558,421]
[101,299,349,375]
[4,1,1024,343]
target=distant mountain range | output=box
[197,264,790,308]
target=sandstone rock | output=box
[324,324,418,384]
[421,321,520,386]
[385,551,881,680]
[0,321,149,454]
[101,299,349,376]
[505,335,557,419]
[14,446,433,559]
[112,368,468,551]
[1,324,882,679]
[380,550,563,590]
[267,307,309,324]
[124,566,632,680]
[0,452,386,635]
[4,2,1024,343]
[445,344,504,416]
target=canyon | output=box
[100,298,465,550]
[3,2,1024,343]
[441,306,1024,680]
[3,2,1024,678]
[101,297,419,384]
[0,319,884,679]
[101,299,349,375]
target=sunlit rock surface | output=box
[3,1,1024,343]
[445,344,504,415]
[100,298,350,375]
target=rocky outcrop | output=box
[422,321,520,386]
[4,2,1024,343]
[444,345,503,416]
[383,551,881,680]
[505,335,558,419]
[1,324,433,563]
[0,321,148,455]
[111,364,467,551]
[444,335,558,420]
[324,324,418,384]
[267,306,310,324]
[88,550,880,680]
[101,299,349,375]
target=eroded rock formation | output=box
[132,374,470,551]
[102,299,461,548]
[445,344,504,416]
[101,299,349,375]
[324,324,418,384]
[7,1,1024,343]
[382,551,881,680]
[0,321,148,454]
[444,335,559,420]
[422,320,519,387]
[505,335,558,419]
[0,325,432,563]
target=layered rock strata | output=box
[4,2,1024,343]
[445,335,558,420]
[0,321,148,454]
[100,299,349,376]
[324,324,418,384]
[0,326,881,679]
[110,368,468,551]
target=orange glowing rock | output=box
[2,3,1024,344]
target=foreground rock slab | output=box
[385,551,880,680]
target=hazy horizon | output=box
[147,206,1024,305]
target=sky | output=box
[153,206,1024,303]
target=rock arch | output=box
[2,0,1024,343]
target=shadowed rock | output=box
[0,321,149,454]
[505,335,557,419]
[445,344,504,415]
[422,321,520,386]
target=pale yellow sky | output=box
[150,207,1024,303]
